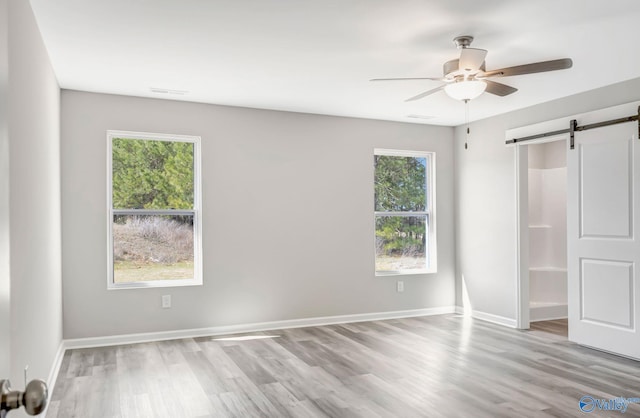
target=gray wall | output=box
[454,77,640,321]
[6,0,62,393]
[61,91,455,339]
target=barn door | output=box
[567,121,640,359]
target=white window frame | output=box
[374,148,437,276]
[106,130,203,289]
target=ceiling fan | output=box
[371,35,573,102]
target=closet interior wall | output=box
[528,140,568,321]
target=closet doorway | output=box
[527,140,567,324]
[515,138,568,330]
[513,102,640,358]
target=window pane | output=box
[375,215,427,273]
[112,138,194,210]
[374,155,426,212]
[113,215,194,283]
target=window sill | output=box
[376,269,436,277]
[108,279,203,290]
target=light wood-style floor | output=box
[47,315,640,417]
[530,318,568,338]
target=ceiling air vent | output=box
[150,87,188,95]
[407,114,434,120]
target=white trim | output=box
[108,278,203,290]
[471,310,518,328]
[106,130,203,290]
[530,303,568,322]
[374,211,429,217]
[373,148,429,158]
[106,130,199,144]
[530,315,568,323]
[46,341,65,388]
[112,209,196,216]
[515,144,531,329]
[376,269,432,277]
[63,307,456,349]
[454,306,517,328]
[373,149,437,275]
[42,340,66,417]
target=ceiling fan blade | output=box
[483,58,573,77]
[370,77,442,82]
[484,80,518,96]
[405,85,444,102]
[459,48,487,71]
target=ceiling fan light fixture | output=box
[444,80,487,101]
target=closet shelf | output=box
[529,267,567,272]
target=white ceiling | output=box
[29,0,640,126]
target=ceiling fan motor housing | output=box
[443,59,486,80]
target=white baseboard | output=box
[472,310,517,328]
[64,306,457,350]
[47,341,65,388]
[44,340,66,415]
[454,305,517,328]
[530,303,568,322]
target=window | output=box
[374,149,436,275]
[107,131,202,288]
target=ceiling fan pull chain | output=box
[465,99,470,150]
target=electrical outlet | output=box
[162,295,171,308]
[397,281,404,293]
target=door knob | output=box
[0,379,48,415]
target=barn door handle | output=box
[0,379,47,416]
